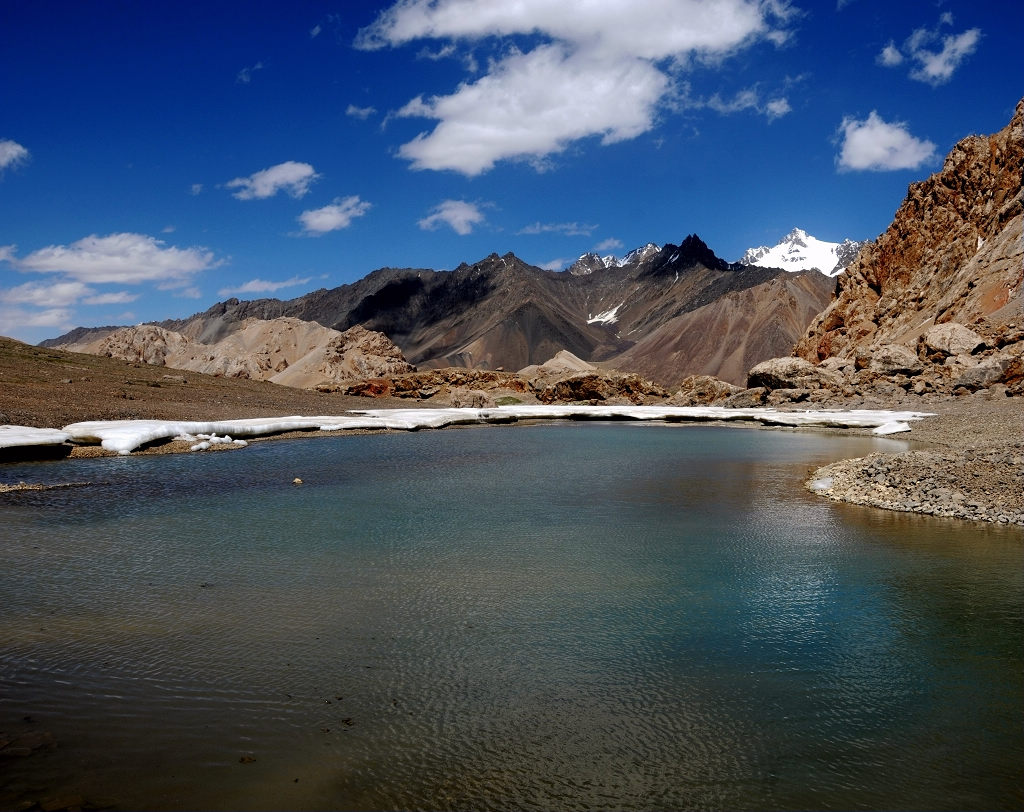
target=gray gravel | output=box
[806,395,1024,526]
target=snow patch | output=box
[587,303,623,325]
[0,407,936,457]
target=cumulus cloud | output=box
[9,232,221,284]
[0,139,29,173]
[418,200,487,235]
[297,196,372,235]
[878,16,981,85]
[836,112,937,172]
[538,258,572,271]
[218,276,314,297]
[346,104,377,120]
[226,161,320,200]
[190,183,203,195]
[518,221,597,237]
[595,238,625,252]
[358,0,793,175]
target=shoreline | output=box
[2,398,1022,528]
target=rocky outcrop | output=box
[97,325,191,366]
[340,353,667,406]
[61,318,415,390]
[797,98,1023,363]
[532,372,667,405]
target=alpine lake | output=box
[1,421,1021,810]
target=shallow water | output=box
[1,423,1021,810]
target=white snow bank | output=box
[0,405,935,456]
[0,425,71,448]
[586,304,623,325]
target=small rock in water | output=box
[292,477,303,485]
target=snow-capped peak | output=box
[738,228,865,277]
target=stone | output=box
[953,351,1017,390]
[667,375,741,406]
[918,323,986,362]
[449,388,495,408]
[746,356,840,391]
[858,343,924,376]
[722,387,768,407]
[766,388,810,405]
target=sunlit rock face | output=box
[796,98,1024,364]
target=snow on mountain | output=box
[739,228,866,277]
[569,243,661,274]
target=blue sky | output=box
[1,0,1020,344]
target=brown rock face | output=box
[796,98,1024,362]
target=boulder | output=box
[722,387,768,407]
[449,388,495,408]
[857,344,924,376]
[918,323,985,362]
[667,375,741,406]
[953,350,1021,390]
[746,357,840,391]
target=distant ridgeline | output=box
[44,234,835,387]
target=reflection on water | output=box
[1,424,1021,811]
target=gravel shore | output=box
[805,396,1023,527]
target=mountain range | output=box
[46,234,841,387]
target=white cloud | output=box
[0,245,16,263]
[226,161,320,200]
[418,200,486,235]
[0,139,29,173]
[310,24,322,38]
[398,44,668,175]
[877,41,903,66]
[836,111,937,172]
[764,97,792,119]
[236,61,264,84]
[10,232,221,284]
[878,17,981,85]
[595,238,624,252]
[298,196,372,235]
[84,291,139,305]
[359,0,793,175]
[539,258,571,271]
[0,306,73,333]
[190,183,203,195]
[909,28,981,85]
[1,281,92,307]
[218,276,314,297]
[518,221,598,237]
[706,88,791,120]
[346,104,377,120]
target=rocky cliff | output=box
[797,98,1023,362]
